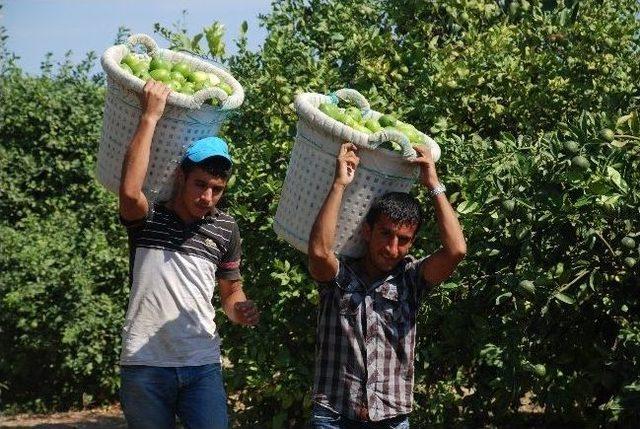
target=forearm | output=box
[120,115,158,198]
[308,183,346,257]
[221,282,248,323]
[432,193,466,258]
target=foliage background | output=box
[2,0,640,427]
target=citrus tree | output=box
[1,0,640,427]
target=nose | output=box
[385,237,399,258]
[201,188,213,204]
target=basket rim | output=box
[294,91,439,161]
[101,44,245,111]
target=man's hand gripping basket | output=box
[97,33,244,201]
[273,89,441,257]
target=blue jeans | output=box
[120,364,228,429]
[311,404,410,429]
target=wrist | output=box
[422,172,440,189]
[140,113,160,126]
[428,182,446,198]
[332,181,348,191]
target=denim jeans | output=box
[310,404,410,429]
[120,364,228,429]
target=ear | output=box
[362,222,372,243]
[175,167,186,186]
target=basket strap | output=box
[125,34,159,57]
[331,88,371,117]
[191,87,229,108]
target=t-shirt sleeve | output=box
[216,221,242,280]
[405,256,431,295]
[119,204,155,233]
[315,255,352,291]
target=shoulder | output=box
[400,254,424,269]
[210,209,237,227]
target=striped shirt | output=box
[119,203,241,367]
[313,255,428,421]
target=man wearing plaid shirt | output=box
[308,142,467,428]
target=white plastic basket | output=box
[97,34,245,201]
[273,89,441,257]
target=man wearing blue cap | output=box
[117,80,259,429]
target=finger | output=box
[235,301,249,310]
[344,152,358,162]
[412,145,427,155]
[243,309,259,319]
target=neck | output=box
[167,196,201,224]
[361,250,386,283]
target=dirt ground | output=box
[0,405,126,429]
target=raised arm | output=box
[308,142,360,282]
[411,145,467,286]
[119,80,170,221]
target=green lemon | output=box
[600,128,615,142]
[502,199,516,212]
[119,62,133,74]
[169,71,187,84]
[188,70,209,84]
[622,237,636,249]
[180,82,195,95]
[343,116,358,128]
[129,60,148,76]
[624,257,637,268]
[379,114,397,127]
[319,103,341,117]
[563,141,580,154]
[532,364,546,377]
[166,80,182,92]
[137,71,151,81]
[333,111,349,124]
[571,155,590,170]
[193,80,213,92]
[172,61,191,77]
[345,106,363,123]
[150,55,172,71]
[121,53,139,68]
[353,124,372,134]
[149,68,171,82]
[364,118,382,133]
[218,82,233,95]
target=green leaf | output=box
[457,200,479,214]
[606,167,628,193]
[554,293,576,305]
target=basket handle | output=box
[125,34,159,57]
[328,88,371,117]
[192,87,229,108]
[368,128,417,159]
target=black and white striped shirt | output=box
[313,255,428,421]
[119,203,242,367]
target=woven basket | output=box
[97,34,244,201]
[273,89,441,257]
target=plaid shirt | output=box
[312,255,429,421]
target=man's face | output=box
[177,167,227,220]
[362,214,418,274]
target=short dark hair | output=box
[180,156,231,180]
[365,192,423,233]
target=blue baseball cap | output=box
[183,137,232,167]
